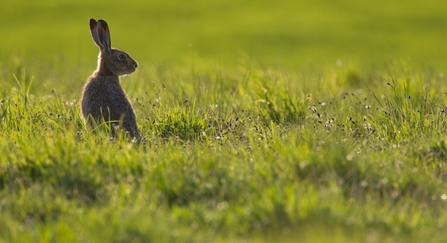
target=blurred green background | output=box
[2,0,447,70]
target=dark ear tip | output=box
[90,18,97,28]
[98,19,108,26]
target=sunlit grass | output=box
[1,58,447,242]
[2,0,447,69]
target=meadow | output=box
[2,0,447,242]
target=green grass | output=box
[3,60,447,242]
[2,0,447,242]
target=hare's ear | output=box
[89,19,103,49]
[97,19,112,51]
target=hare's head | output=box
[90,19,138,76]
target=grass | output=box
[2,0,447,242]
[2,61,447,242]
[3,0,447,69]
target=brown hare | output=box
[80,18,141,139]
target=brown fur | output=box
[80,19,140,139]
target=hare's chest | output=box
[89,79,123,95]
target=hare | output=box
[80,18,141,139]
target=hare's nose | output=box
[134,62,138,68]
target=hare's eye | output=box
[118,53,127,61]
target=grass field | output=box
[2,0,447,242]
